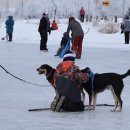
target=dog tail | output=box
[121,69,130,79]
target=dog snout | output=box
[36,67,46,75]
[37,68,40,71]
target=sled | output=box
[59,37,72,58]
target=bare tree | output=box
[6,0,9,15]
[51,0,57,20]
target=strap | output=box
[89,69,95,91]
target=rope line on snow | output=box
[0,65,50,87]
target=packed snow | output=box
[0,19,130,130]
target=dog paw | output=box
[87,106,90,110]
[88,106,95,111]
[111,109,122,112]
[110,110,115,112]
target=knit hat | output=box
[69,17,75,22]
[63,50,75,62]
[63,32,67,37]
[43,13,46,16]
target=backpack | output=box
[55,75,82,102]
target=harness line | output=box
[0,65,50,87]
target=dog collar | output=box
[46,70,53,79]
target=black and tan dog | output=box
[82,67,130,112]
[37,64,56,85]
[37,64,130,112]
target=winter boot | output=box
[50,95,60,111]
[55,96,66,112]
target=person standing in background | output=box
[67,17,84,59]
[79,7,85,22]
[38,13,51,51]
[121,16,130,44]
[5,16,14,42]
[51,20,58,30]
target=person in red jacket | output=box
[51,20,58,30]
[79,7,85,22]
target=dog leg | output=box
[81,90,85,103]
[111,88,117,112]
[88,93,93,110]
[115,95,123,112]
[93,93,97,110]
[111,100,118,112]
[111,88,119,112]
[111,87,123,112]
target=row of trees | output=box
[14,0,87,19]
[0,0,130,19]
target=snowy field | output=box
[0,19,130,130]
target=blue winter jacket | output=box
[5,16,14,33]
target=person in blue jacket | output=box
[5,16,14,41]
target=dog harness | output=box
[89,69,95,91]
[46,70,53,79]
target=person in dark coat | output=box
[5,16,14,41]
[51,50,89,112]
[38,13,51,51]
[121,16,130,44]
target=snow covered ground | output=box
[0,19,130,130]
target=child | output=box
[51,20,58,30]
[54,32,68,56]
